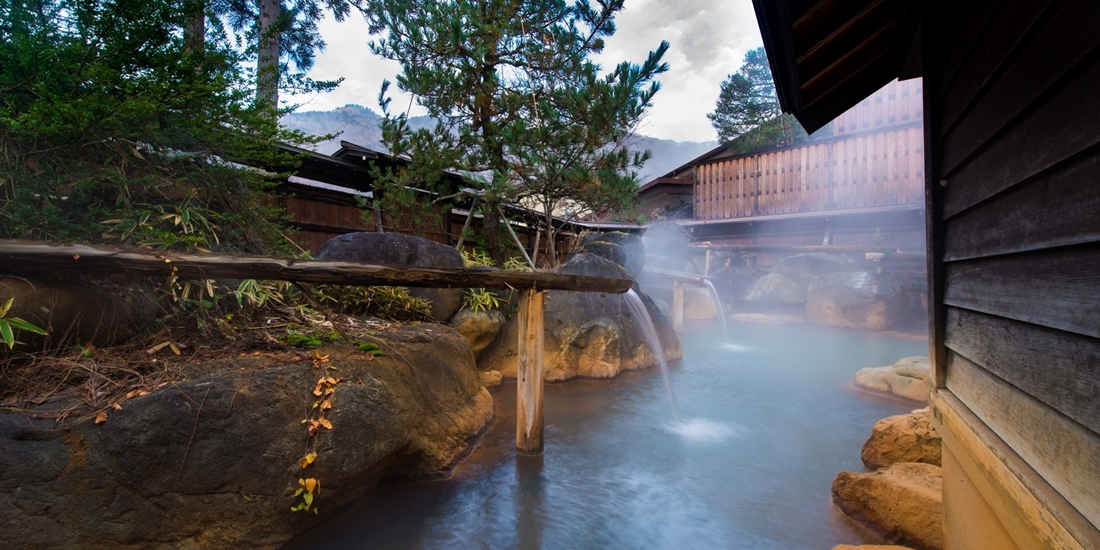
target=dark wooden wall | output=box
[927,0,1100,535]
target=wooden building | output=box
[275,142,640,264]
[649,78,927,256]
[754,0,1100,548]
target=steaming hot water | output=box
[286,322,925,549]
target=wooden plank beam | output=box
[0,240,633,293]
[516,288,545,454]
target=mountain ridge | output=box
[283,104,716,183]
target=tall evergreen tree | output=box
[707,47,804,152]
[0,0,319,253]
[367,0,667,264]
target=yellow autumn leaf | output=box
[298,452,317,469]
[169,342,181,356]
[94,411,108,424]
[111,403,122,411]
[312,387,323,397]
[324,377,337,385]
[319,418,332,430]
[320,400,332,410]
[303,478,318,493]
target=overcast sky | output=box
[291,1,764,143]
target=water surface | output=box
[287,322,926,549]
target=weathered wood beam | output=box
[516,288,545,454]
[0,241,633,293]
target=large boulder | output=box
[862,408,942,470]
[743,272,804,305]
[0,275,159,351]
[774,252,857,288]
[854,356,932,402]
[832,463,944,550]
[569,231,645,277]
[478,252,681,381]
[683,287,718,319]
[641,221,692,271]
[806,271,903,329]
[450,308,506,359]
[0,325,493,550]
[317,232,464,322]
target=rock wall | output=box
[479,252,681,382]
[0,326,493,550]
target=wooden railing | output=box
[0,240,634,455]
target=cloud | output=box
[295,1,763,142]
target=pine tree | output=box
[707,47,805,152]
[0,0,321,253]
[367,0,667,264]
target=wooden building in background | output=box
[275,141,640,264]
[642,78,927,257]
[755,0,1100,548]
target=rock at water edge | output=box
[832,462,944,550]
[862,408,941,470]
[854,356,932,402]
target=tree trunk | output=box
[544,206,557,268]
[482,203,506,265]
[257,0,281,109]
[184,0,205,60]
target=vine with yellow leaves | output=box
[291,351,341,514]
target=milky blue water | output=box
[285,322,927,550]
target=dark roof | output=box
[637,177,693,196]
[752,0,922,132]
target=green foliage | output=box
[310,285,432,321]
[461,289,500,313]
[461,249,495,268]
[502,256,532,272]
[366,0,668,263]
[0,0,321,254]
[0,298,49,349]
[707,47,808,152]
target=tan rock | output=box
[862,408,941,469]
[729,313,805,324]
[743,272,804,304]
[479,369,503,388]
[854,356,931,402]
[683,287,717,319]
[450,308,506,359]
[832,545,917,550]
[832,462,944,550]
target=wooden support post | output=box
[516,287,545,454]
[672,281,684,332]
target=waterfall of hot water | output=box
[623,289,680,423]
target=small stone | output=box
[479,370,503,388]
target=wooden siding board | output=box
[942,53,1100,218]
[938,0,1058,136]
[935,0,1006,96]
[943,244,1100,339]
[942,0,1100,175]
[944,148,1100,261]
[945,307,1100,435]
[946,352,1100,531]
